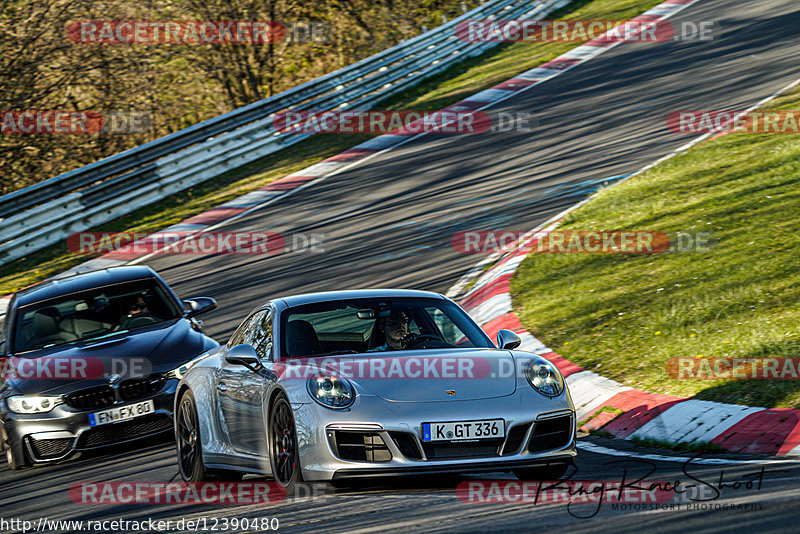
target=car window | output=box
[228,309,273,361]
[247,310,273,361]
[281,297,492,358]
[426,306,470,346]
[11,279,181,353]
[228,312,259,348]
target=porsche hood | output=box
[278,349,519,402]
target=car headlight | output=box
[6,395,61,414]
[307,372,355,409]
[524,358,565,397]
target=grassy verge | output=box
[511,86,800,408]
[0,0,664,295]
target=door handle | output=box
[217,382,228,392]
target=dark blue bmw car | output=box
[0,266,219,470]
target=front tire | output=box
[268,395,302,492]
[5,440,29,471]
[0,434,32,471]
[176,390,242,482]
[177,390,208,482]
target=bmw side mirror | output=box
[183,297,218,318]
[497,329,521,350]
[225,344,260,368]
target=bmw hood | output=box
[5,319,216,396]
[281,349,518,402]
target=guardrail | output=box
[0,0,569,266]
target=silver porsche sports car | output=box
[174,290,576,489]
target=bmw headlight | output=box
[524,358,565,397]
[307,373,355,409]
[7,395,61,414]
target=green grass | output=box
[511,86,800,408]
[0,0,665,295]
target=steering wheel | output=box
[120,314,159,330]
[401,333,450,349]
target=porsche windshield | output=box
[12,279,182,353]
[281,297,493,358]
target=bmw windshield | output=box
[12,279,182,353]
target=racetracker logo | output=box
[275,356,495,380]
[668,111,800,134]
[69,482,286,505]
[275,356,559,380]
[452,231,678,254]
[1,111,151,135]
[68,21,286,44]
[66,232,325,256]
[0,111,151,135]
[668,357,800,380]
[0,357,151,381]
[1,356,102,380]
[272,110,491,135]
[456,480,673,504]
[455,20,714,43]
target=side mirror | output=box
[183,297,218,319]
[497,329,521,350]
[225,344,260,368]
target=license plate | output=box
[88,400,154,427]
[422,419,505,442]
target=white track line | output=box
[577,441,800,465]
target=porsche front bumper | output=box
[294,392,577,481]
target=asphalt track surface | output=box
[4,0,800,531]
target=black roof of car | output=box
[12,266,160,308]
